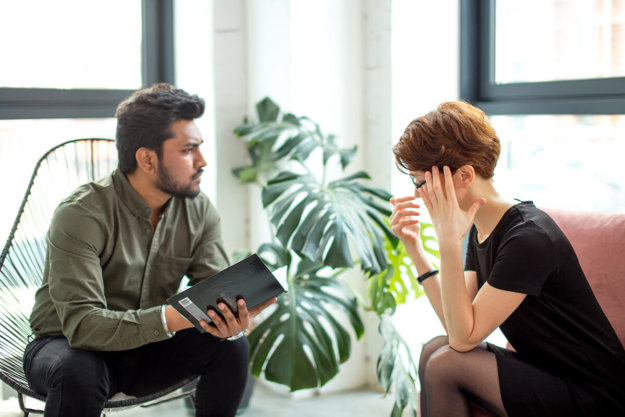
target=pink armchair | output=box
[471,207,625,417]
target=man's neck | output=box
[126,171,170,227]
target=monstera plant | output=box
[367,224,438,416]
[233,97,397,390]
[233,98,437,417]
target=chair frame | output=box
[0,139,197,416]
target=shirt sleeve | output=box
[487,222,557,296]
[47,202,169,351]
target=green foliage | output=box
[248,253,364,390]
[367,221,438,417]
[368,231,424,317]
[233,97,357,185]
[376,315,419,417]
[233,97,393,391]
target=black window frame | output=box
[460,0,625,115]
[0,0,174,120]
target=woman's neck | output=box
[470,182,515,243]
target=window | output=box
[0,0,174,119]
[0,0,174,244]
[461,0,625,212]
[461,0,625,115]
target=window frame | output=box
[460,0,625,115]
[0,0,174,120]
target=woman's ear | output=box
[135,147,158,174]
[454,165,475,189]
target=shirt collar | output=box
[112,169,153,219]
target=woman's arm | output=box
[438,241,525,351]
[421,166,526,352]
[391,195,480,331]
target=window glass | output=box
[0,0,142,89]
[495,0,625,83]
[492,114,625,213]
[0,119,117,245]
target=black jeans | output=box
[23,329,250,417]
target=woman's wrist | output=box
[417,269,439,284]
[405,244,436,276]
[438,240,463,258]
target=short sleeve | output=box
[488,222,556,296]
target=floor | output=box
[0,381,395,417]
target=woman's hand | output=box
[390,194,422,251]
[418,166,485,247]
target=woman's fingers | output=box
[390,204,420,229]
[443,166,459,208]
[391,200,420,214]
[430,166,448,206]
[391,195,419,207]
[390,199,420,224]
[419,172,434,213]
[467,198,487,224]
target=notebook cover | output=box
[167,254,287,333]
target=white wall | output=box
[177,0,461,393]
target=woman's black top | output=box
[465,201,625,416]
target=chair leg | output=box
[18,392,29,417]
[18,392,45,417]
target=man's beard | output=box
[157,164,202,199]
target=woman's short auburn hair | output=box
[393,101,500,179]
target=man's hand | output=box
[200,297,277,339]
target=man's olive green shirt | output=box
[29,169,229,351]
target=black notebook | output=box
[167,254,288,333]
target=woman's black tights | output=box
[418,336,508,417]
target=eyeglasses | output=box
[409,176,426,190]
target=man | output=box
[24,83,274,417]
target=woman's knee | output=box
[423,345,461,386]
[419,336,449,371]
[421,336,449,358]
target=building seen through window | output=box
[496,0,625,83]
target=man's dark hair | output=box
[115,83,205,174]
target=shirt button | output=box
[154,330,160,336]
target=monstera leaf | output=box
[261,170,397,275]
[248,252,364,390]
[377,314,419,417]
[233,98,354,184]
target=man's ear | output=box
[454,165,475,189]
[135,147,158,174]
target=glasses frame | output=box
[409,175,426,190]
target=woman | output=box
[390,101,625,417]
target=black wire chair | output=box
[0,139,197,416]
